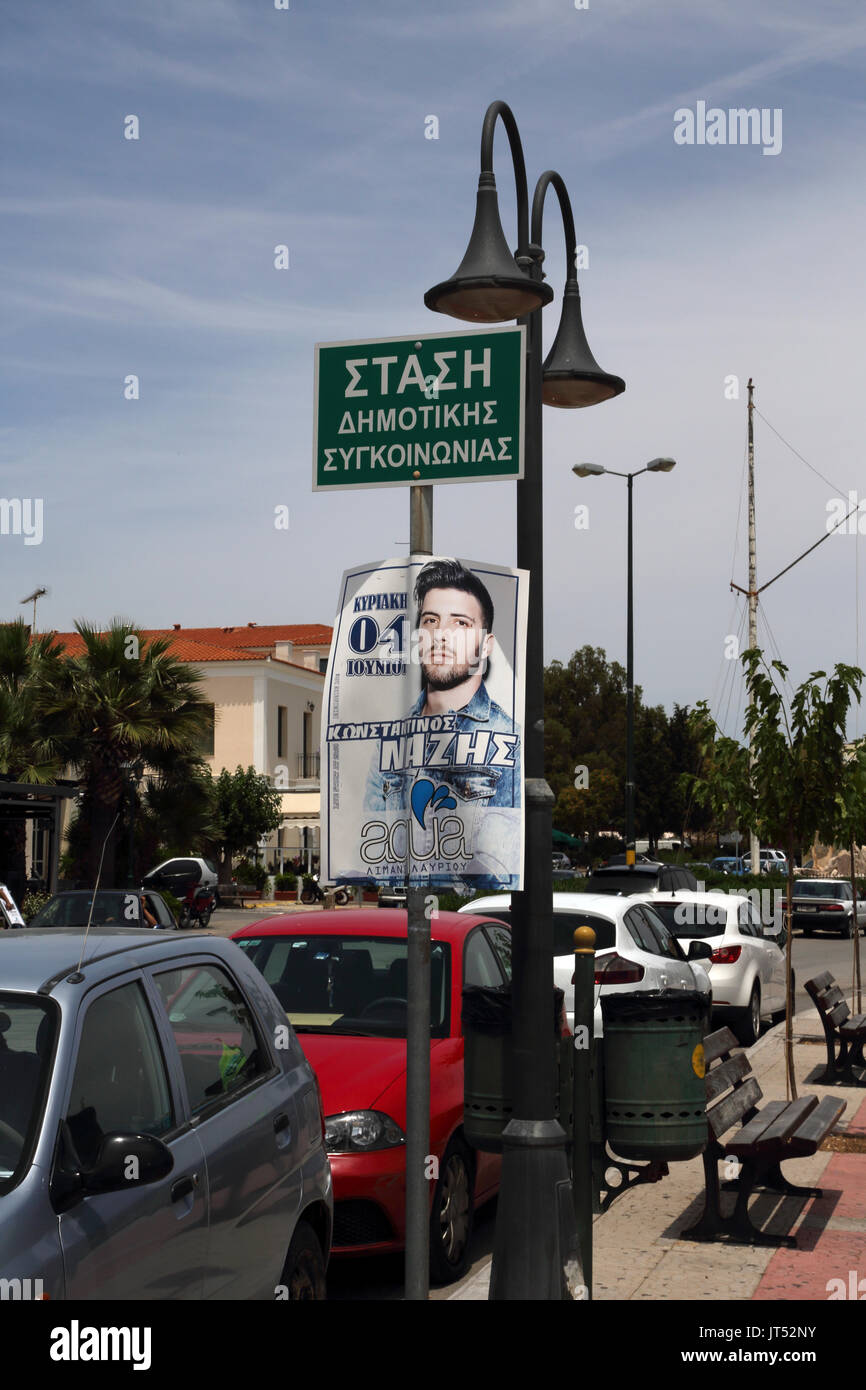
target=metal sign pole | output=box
[404,484,433,1301]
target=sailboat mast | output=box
[747,378,760,873]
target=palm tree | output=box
[48,621,214,887]
[0,620,70,782]
[0,620,73,896]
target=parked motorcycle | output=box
[300,874,349,906]
[178,881,216,928]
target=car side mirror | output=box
[687,941,713,961]
[82,1132,173,1194]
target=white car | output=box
[142,856,220,903]
[458,892,712,1035]
[742,849,788,875]
[634,889,789,1046]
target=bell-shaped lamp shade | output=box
[424,175,552,323]
[542,281,625,407]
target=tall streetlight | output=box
[573,459,676,866]
[425,101,624,1300]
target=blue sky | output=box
[2,0,866,735]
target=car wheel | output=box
[840,917,853,939]
[429,1138,474,1285]
[278,1219,327,1300]
[734,984,761,1047]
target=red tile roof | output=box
[49,624,332,667]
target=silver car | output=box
[0,929,332,1299]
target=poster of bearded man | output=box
[321,554,527,893]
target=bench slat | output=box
[703,1026,740,1066]
[805,972,834,996]
[709,1076,763,1139]
[752,1096,818,1151]
[788,1096,847,1153]
[821,985,846,1010]
[828,1001,852,1027]
[706,1051,751,1102]
[723,1098,789,1153]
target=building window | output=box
[318,656,328,673]
[199,704,215,757]
[277,705,288,759]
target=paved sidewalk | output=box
[449,1012,866,1301]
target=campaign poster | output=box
[321,555,527,892]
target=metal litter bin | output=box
[601,990,708,1161]
[462,985,565,1153]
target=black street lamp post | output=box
[573,460,676,862]
[425,101,624,1299]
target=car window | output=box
[623,906,662,955]
[737,901,758,936]
[464,929,505,987]
[641,904,688,961]
[0,995,57,1188]
[484,925,512,981]
[65,981,173,1168]
[236,934,451,1038]
[153,963,266,1115]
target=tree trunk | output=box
[784,828,797,1100]
[852,838,862,1014]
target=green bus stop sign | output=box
[313,326,525,491]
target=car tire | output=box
[278,1219,327,1300]
[733,984,761,1047]
[840,918,853,940]
[429,1138,475,1285]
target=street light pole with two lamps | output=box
[572,459,676,867]
[425,100,625,1300]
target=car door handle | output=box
[273,1112,290,1135]
[171,1176,195,1203]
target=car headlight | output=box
[324,1110,406,1154]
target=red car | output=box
[231,908,509,1283]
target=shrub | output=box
[234,857,269,891]
[275,873,297,891]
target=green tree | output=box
[555,768,619,845]
[686,649,863,1096]
[830,740,866,1012]
[0,621,73,894]
[50,621,213,887]
[211,766,282,884]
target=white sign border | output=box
[312,324,526,492]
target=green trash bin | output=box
[462,984,565,1153]
[601,989,708,1161]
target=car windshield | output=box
[650,900,728,939]
[235,935,451,1038]
[0,994,57,1190]
[29,892,142,928]
[795,882,849,900]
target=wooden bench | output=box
[681,1025,846,1247]
[805,972,866,1084]
[217,883,259,908]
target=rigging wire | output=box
[754,406,845,496]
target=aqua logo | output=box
[410,778,457,828]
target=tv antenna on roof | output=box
[20,586,49,633]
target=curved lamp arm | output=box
[531,170,577,279]
[480,101,530,259]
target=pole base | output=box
[489,1118,586,1300]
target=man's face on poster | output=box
[417,586,493,691]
